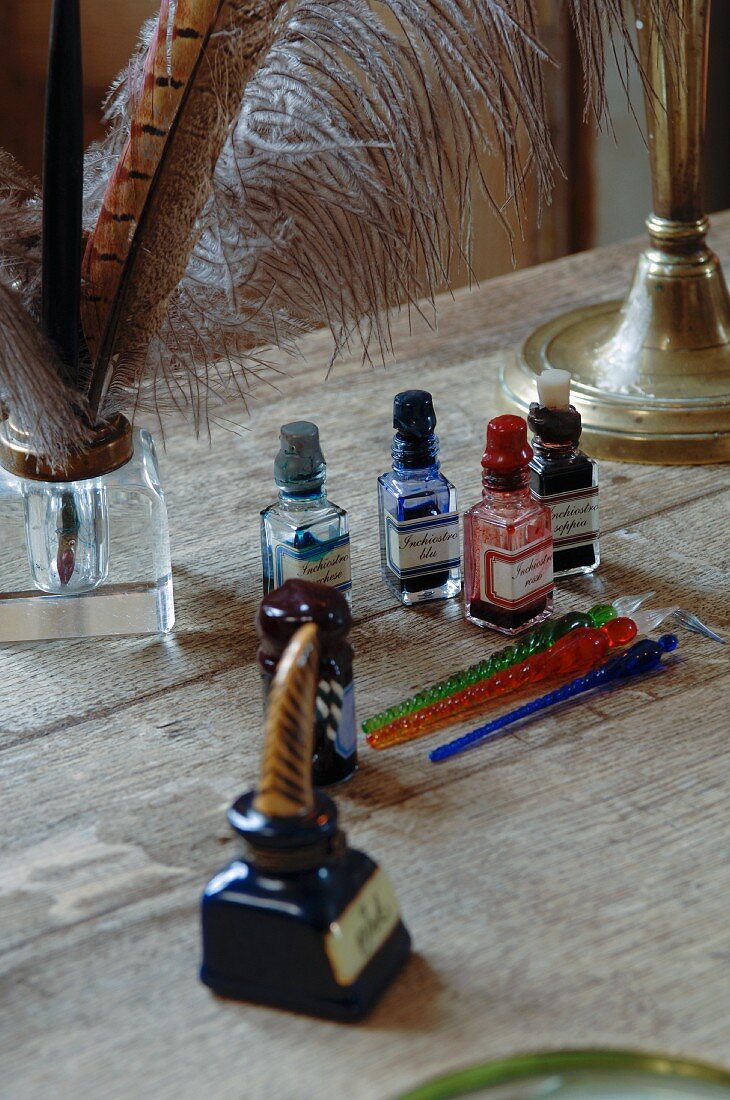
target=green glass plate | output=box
[397,1050,730,1100]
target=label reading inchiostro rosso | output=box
[480,536,553,609]
[385,512,460,579]
[324,868,401,986]
[273,534,352,593]
[545,487,599,549]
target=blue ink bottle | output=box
[261,421,352,604]
[201,625,411,1021]
[257,579,357,787]
[377,390,460,605]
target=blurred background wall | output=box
[1,1,728,286]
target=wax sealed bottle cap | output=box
[537,368,571,409]
[481,414,533,473]
[528,367,582,443]
[257,579,352,653]
[275,421,326,491]
[393,390,437,438]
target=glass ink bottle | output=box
[201,624,411,1021]
[257,579,357,787]
[528,369,600,577]
[260,422,351,604]
[463,414,553,635]
[377,390,460,605]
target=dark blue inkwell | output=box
[200,625,411,1021]
[377,391,461,605]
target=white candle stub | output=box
[537,368,571,409]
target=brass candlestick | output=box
[499,0,730,464]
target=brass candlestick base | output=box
[500,215,730,464]
[500,0,730,464]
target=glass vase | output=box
[0,417,174,641]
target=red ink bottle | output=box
[528,369,600,577]
[463,415,553,635]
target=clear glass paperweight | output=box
[0,423,174,641]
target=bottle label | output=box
[480,536,553,609]
[543,486,599,549]
[318,678,356,759]
[324,868,402,986]
[384,512,461,579]
[273,534,352,592]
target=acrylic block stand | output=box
[0,416,174,641]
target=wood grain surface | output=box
[1,217,729,1100]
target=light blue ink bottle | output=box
[261,422,352,604]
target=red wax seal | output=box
[481,415,533,474]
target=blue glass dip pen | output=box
[429,634,679,763]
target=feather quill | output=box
[85,0,556,421]
[254,622,319,818]
[82,0,283,417]
[81,0,221,364]
[0,1,681,444]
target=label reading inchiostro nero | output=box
[324,868,401,986]
[273,534,352,592]
[545,487,599,549]
[385,512,461,579]
[480,537,553,609]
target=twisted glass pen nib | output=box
[367,617,638,749]
[429,634,679,763]
[362,603,622,736]
[673,608,725,644]
[56,491,80,586]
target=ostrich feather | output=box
[87,0,556,420]
[0,152,43,319]
[0,281,84,460]
[0,1,682,442]
[0,154,83,459]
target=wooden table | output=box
[2,217,729,1100]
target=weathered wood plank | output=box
[1,217,729,1100]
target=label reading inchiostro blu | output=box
[273,534,352,593]
[385,512,460,579]
[324,868,401,986]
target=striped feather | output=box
[81,0,222,368]
[254,623,320,818]
[82,0,281,418]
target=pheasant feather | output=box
[81,0,221,365]
[82,0,283,416]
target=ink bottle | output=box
[260,421,351,604]
[377,390,460,605]
[201,624,411,1021]
[463,414,553,635]
[257,579,357,787]
[528,369,600,577]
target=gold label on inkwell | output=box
[324,868,401,985]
